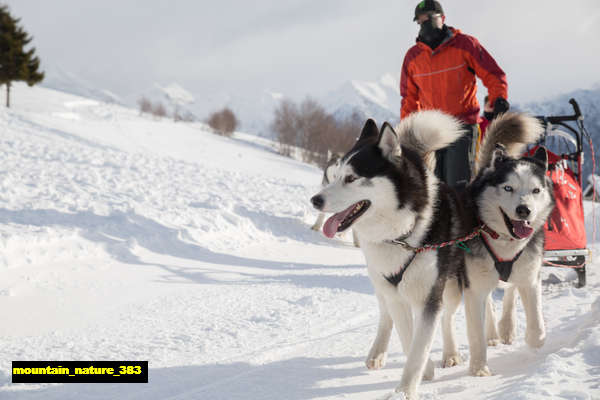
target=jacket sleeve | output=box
[400,52,420,119]
[462,36,508,105]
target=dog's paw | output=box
[310,224,321,231]
[525,329,545,349]
[500,334,514,345]
[470,364,492,377]
[442,354,462,368]
[392,386,415,400]
[487,328,500,346]
[498,318,515,345]
[499,330,514,345]
[422,359,435,381]
[365,352,387,370]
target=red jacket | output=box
[400,27,507,125]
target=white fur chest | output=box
[361,242,439,305]
[505,245,543,284]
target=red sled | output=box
[526,99,592,287]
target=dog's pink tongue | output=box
[323,204,356,238]
[512,220,533,239]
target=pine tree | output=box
[0,5,44,108]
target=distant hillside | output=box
[42,66,123,104]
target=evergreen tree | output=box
[0,5,44,107]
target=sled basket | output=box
[528,99,592,287]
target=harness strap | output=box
[480,233,523,282]
[388,224,486,253]
[481,223,500,239]
[384,253,417,286]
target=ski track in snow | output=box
[0,83,598,399]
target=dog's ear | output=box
[491,143,507,169]
[358,119,379,141]
[378,122,402,159]
[532,146,549,171]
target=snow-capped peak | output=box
[379,73,399,93]
[157,82,195,105]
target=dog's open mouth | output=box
[323,200,371,238]
[500,207,533,239]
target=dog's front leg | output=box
[518,279,545,348]
[442,278,463,367]
[387,298,435,382]
[386,298,414,357]
[395,307,440,399]
[498,285,518,344]
[366,293,394,370]
[485,293,500,346]
[464,287,492,376]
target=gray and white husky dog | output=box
[311,154,360,247]
[443,113,554,377]
[311,111,468,399]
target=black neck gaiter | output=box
[418,22,448,50]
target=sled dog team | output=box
[311,111,554,399]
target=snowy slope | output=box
[0,83,599,399]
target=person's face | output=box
[416,13,444,29]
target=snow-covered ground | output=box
[0,83,598,399]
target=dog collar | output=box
[479,221,500,240]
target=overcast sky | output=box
[3,0,600,104]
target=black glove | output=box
[491,97,510,119]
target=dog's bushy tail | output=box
[475,112,544,174]
[395,110,464,170]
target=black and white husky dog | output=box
[311,153,360,247]
[310,111,468,399]
[442,113,553,377]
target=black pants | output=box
[434,124,477,188]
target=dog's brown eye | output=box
[344,175,357,184]
[533,188,541,194]
[504,185,513,192]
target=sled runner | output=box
[527,99,592,288]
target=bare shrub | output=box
[330,110,362,154]
[271,99,298,156]
[173,106,182,122]
[207,107,238,137]
[271,98,363,168]
[137,97,152,115]
[152,102,167,118]
[296,98,337,167]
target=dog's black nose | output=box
[311,195,324,210]
[516,205,530,219]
